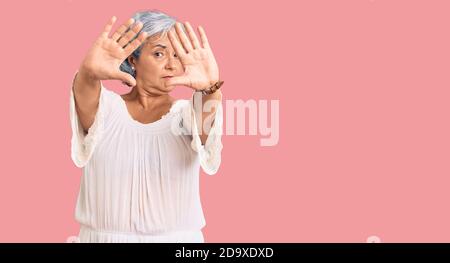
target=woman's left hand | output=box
[165,22,220,91]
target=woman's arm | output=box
[72,16,147,133]
[72,68,101,134]
[196,90,222,145]
[164,22,223,145]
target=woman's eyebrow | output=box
[153,44,167,49]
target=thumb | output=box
[165,76,190,88]
[114,71,136,87]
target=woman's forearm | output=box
[194,90,222,145]
[72,66,102,134]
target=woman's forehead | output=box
[146,34,172,47]
[144,34,173,49]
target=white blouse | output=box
[69,81,223,242]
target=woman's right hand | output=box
[79,16,148,87]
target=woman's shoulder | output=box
[169,99,192,117]
[99,84,123,104]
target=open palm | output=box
[165,22,220,91]
[80,16,148,87]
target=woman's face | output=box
[128,32,183,95]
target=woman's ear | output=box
[128,56,136,69]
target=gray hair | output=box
[119,10,177,83]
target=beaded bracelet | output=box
[201,80,224,95]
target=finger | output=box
[100,16,117,38]
[124,31,148,55]
[118,21,143,47]
[198,26,210,49]
[111,18,135,41]
[114,71,136,87]
[168,28,188,60]
[185,22,201,49]
[165,76,189,87]
[175,22,193,52]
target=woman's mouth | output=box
[162,76,173,79]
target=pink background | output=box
[1,0,450,242]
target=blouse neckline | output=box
[117,94,181,132]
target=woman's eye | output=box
[154,52,164,57]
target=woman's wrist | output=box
[200,80,224,96]
[78,66,99,83]
[198,89,222,105]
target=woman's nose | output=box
[165,55,178,70]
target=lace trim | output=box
[184,92,224,175]
[70,79,107,168]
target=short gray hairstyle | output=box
[119,10,177,82]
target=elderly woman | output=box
[69,10,224,243]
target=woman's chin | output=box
[161,84,177,93]
[144,85,173,95]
